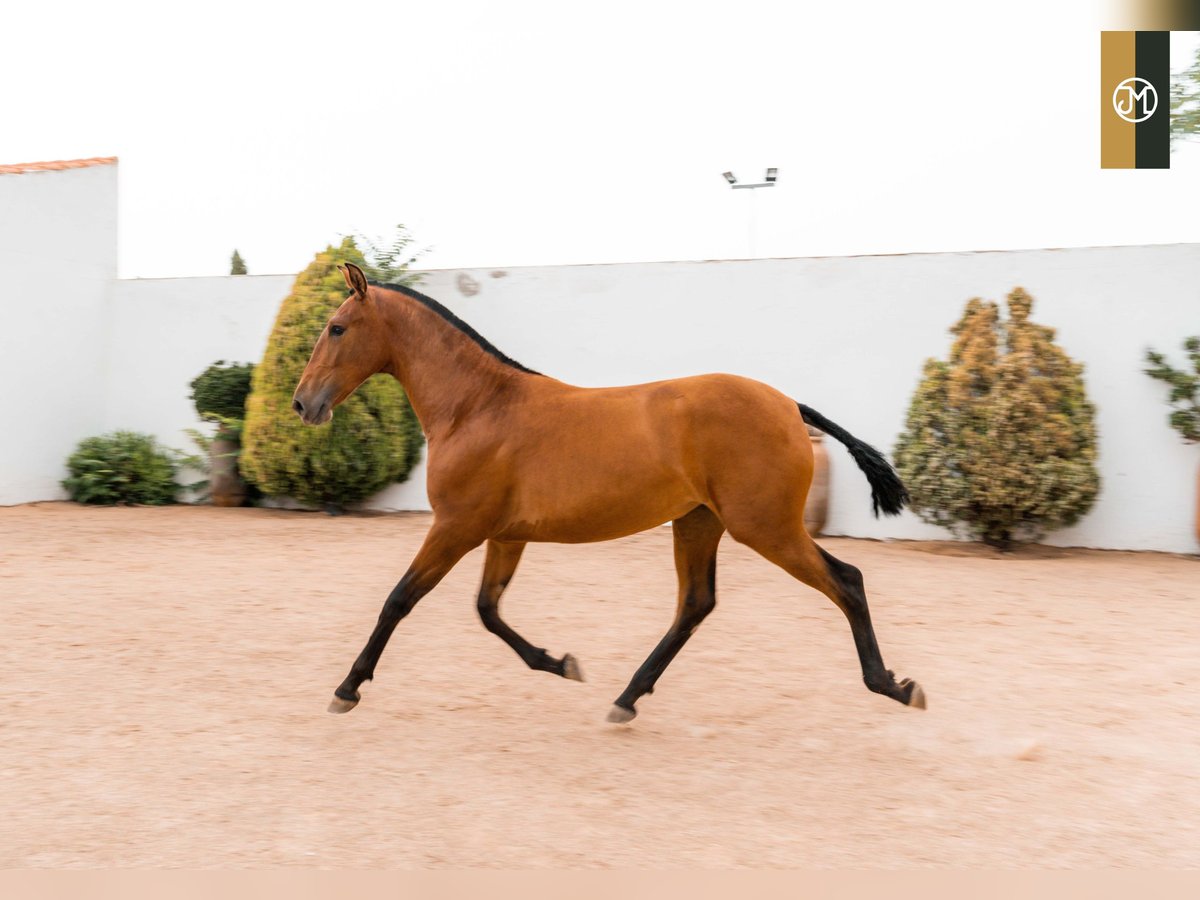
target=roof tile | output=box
[0,156,118,175]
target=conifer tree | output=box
[240,237,423,510]
[894,288,1100,549]
[230,249,247,275]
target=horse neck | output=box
[378,292,529,434]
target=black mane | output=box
[365,281,542,376]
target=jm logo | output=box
[1112,77,1158,123]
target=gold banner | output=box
[1101,31,1137,169]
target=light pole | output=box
[723,168,777,258]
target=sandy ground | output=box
[1,503,1197,869]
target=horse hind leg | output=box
[733,523,925,710]
[814,544,926,708]
[477,539,584,681]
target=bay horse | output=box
[293,262,926,723]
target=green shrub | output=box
[62,431,180,505]
[240,237,424,510]
[189,360,255,422]
[893,288,1100,550]
[1144,337,1200,442]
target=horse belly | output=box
[497,446,699,543]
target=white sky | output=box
[2,0,1198,278]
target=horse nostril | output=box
[293,398,305,415]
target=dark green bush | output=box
[240,237,424,509]
[190,361,255,421]
[62,431,180,505]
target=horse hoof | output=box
[901,678,927,710]
[606,704,636,724]
[562,653,585,682]
[327,694,360,714]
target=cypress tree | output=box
[230,249,248,275]
[240,237,423,510]
[893,288,1100,549]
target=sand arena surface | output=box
[1,503,1198,868]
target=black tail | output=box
[798,403,909,517]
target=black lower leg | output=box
[334,576,425,702]
[613,506,723,719]
[328,527,477,713]
[478,603,573,676]
[475,540,578,679]
[816,546,917,705]
[612,621,697,712]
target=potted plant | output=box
[1145,337,1200,545]
[803,425,829,536]
[189,360,255,507]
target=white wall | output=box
[369,246,1199,553]
[102,273,436,512]
[104,274,292,443]
[5,175,1196,554]
[0,161,118,504]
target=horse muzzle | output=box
[292,386,334,426]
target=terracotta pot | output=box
[804,426,829,536]
[210,436,246,508]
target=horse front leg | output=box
[609,505,725,723]
[328,522,479,714]
[476,539,584,681]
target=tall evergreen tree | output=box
[894,288,1100,549]
[230,249,248,275]
[240,237,423,510]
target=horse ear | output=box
[340,262,370,299]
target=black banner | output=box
[1135,31,1171,169]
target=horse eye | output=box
[330,324,346,337]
